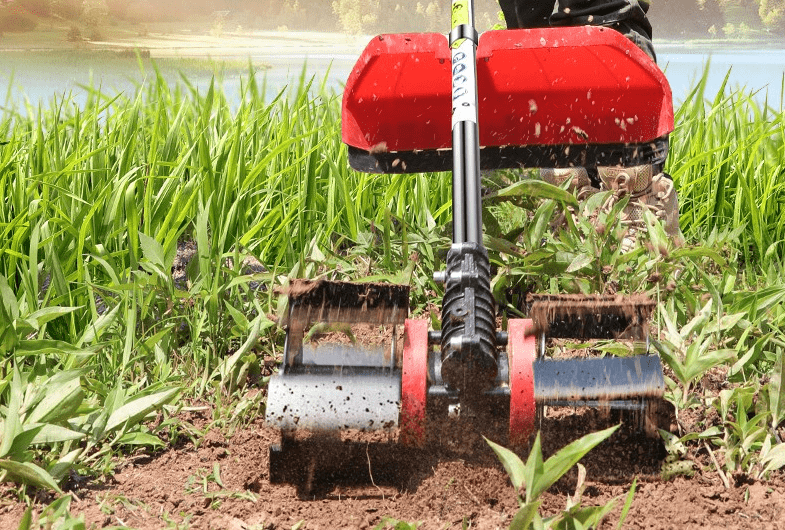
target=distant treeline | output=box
[1,0,782,38]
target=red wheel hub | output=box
[401,319,429,447]
[508,319,537,447]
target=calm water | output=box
[2,36,784,111]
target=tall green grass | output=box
[669,67,785,274]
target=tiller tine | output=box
[508,294,667,445]
[533,355,665,405]
[526,293,656,340]
[266,280,410,433]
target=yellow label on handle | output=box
[451,0,469,30]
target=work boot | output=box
[539,167,598,201]
[598,165,684,251]
[538,167,601,232]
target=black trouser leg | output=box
[498,0,554,29]
[498,0,656,61]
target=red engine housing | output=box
[342,27,673,173]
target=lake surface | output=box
[2,33,784,111]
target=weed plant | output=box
[0,65,784,526]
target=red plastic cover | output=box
[342,27,673,153]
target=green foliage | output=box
[374,517,421,530]
[707,383,785,478]
[0,361,179,491]
[483,175,689,301]
[652,298,738,407]
[331,0,380,33]
[16,495,86,530]
[486,425,628,529]
[0,65,453,493]
[669,65,785,270]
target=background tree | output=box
[648,0,726,36]
[759,0,785,30]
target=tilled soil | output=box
[1,400,784,530]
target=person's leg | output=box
[498,0,553,29]
[550,0,656,61]
[498,2,602,219]
[497,0,683,248]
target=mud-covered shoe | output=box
[538,167,598,201]
[598,165,684,251]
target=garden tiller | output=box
[266,0,672,468]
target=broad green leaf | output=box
[553,502,617,530]
[0,273,19,321]
[78,303,120,346]
[496,180,579,207]
[91,384,124,442]
[105,387,180,433]
[139,231,167,270]
[485,437,526,491]
[717,312,745,332]
[27,370,85,424]
[7,425,44,459]
[681,299,712,339]
[565,253,594,273]
[529,200,557,248]
[24,307,79,330]
[16,506,32,530]
[762,441,785,475]
[731,333,772,377]
[683,348,736,384]
[678,426,722,442]
[117,432,165,447]
[652,340,687,387]
[196,197,212,284]
[38,495,75,527]
[0,459,62,493]
[13,340,97,357]
[48,448,86,482]
[0,365,23,458]
[530,424,619,501]
[523,432,545,503]
[484,234,526,257]
[28,424,86,445]
[617,477,638,529]
[509,500,541,530]
[769,350,785,429]
[596,342,635,357]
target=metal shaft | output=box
[450,0,482,244]
[437,0,498,397]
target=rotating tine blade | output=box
[525,293,665,406]
[284,279,410,365]
[266,279,410,433]
[286,279,410,329]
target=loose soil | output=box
[1,392,784,530]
